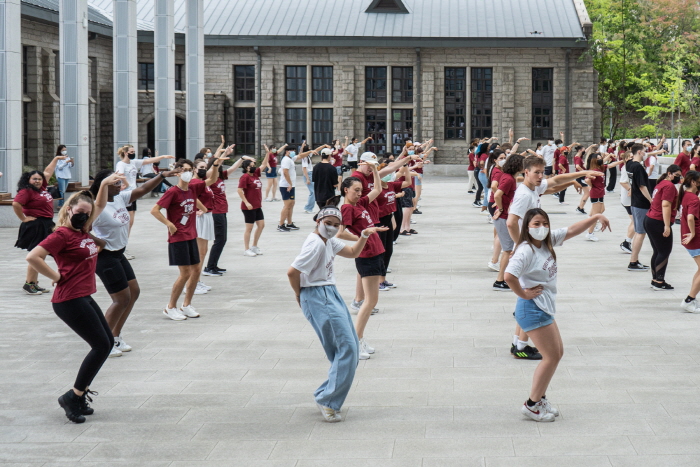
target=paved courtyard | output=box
[1,175,700,466]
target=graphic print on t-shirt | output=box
[80,238,99,257]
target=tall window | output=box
[471,67,492,139]
[392,66,413,103]
[392,109,413,154]
[286,66,307,102]
[312,66,333,102]
[53,50,60,97]
[312,109,333,145]
[445,67,466,140]
[175,64,183,91]
[365,66,387,103]
[234,108,255,155]
[23,102,29,165]
[532,68,554,140]
[365,109,387,155]
[138,62,154,91]
[234,65,255,102]
[22,46,28,95]
[285,108,307,146]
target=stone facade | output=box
[20,17,599,172]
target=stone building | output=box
[10,0,597,185]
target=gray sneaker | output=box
[23,283,41,295]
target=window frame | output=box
[285,66,307,103]
[444,67,467,140]
[285,108,307,147]
[392,66,413,103]
[471,67,493,140]
[532,68,554,140]
[138,62,154,91]
[174,64,184,91]
[365,66,387,103]
[234,65,255,102]
[234,107,255,155]
[365,109,388,155]
[391,109,413,154]
[312,108,333,146]
[312,66,333,103]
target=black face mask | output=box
[70,212,89,230]
[197,169,207,179]
[128,153,136,160]
[672,176,681,184]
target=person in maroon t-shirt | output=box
[690,144,700,172]
[151,158,220,321]
[644,164,682,290]
[238,153,270,257]
[338,161,388,359]
[675,140,693,175]
[263,143,287,201]
[13,154,66,295]
[27,189,112,424]
[679,171,700,312]
[556,150,570,205]
[331,138,346,186]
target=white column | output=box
[59,0,89,185]
[0,0,22,194]
[185,0,204,158]
[113,0,138,164]
[154,0,175,162]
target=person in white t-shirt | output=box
[287,205,384,423]
[278,143,328,232]
[344,136,372,170]
[505,155,603,359]
[505,207,611,422]
[541,140,556,177]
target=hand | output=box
[101,173,126,186]
[161,168,182,177]
[663,226,671,237]
[560,131,564,137]
[51,273,62,287]
[306,179,311,185]
[223,144,235,156]
[517,137,530,143]
[167,222,178,235]
[287,186,292,192]
[295,295,301,308]
[22,216,37,223]
[163,155,175,159]
[361,226,389,237]
[266,167,271,173]
[594,214,612,232]
[55,155,68,160]
[522,285,544,300]
[245,202,253,210]
[196,211,204,217]
[492,208,502,221]
[584,170,605,178]
[368,137,373,141]
[683,233,695,245]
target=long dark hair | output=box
[55,144,66,156]
[514,208,557,262]
[142,147,151,158]
[340,176,361,198]
[679,170,700,211]
[17,171,45,192]
[90,169,114,198]
[487,149,504,183]
[658,164,681,183]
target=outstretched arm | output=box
[564,213,611,241]
[44,156,66,181]
[366,163,382,203]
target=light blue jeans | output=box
[300,284,359,411]
[57,178,70,207]
[303,172,315,212]
[478,171,489,206]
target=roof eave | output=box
[22,3,113,37]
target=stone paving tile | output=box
[1,176,700,464]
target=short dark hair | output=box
[523,155,545,171]
[554,139,563,145]
[630,143,645,155]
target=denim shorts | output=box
[265,167,278,178]
[686,248,700,258]
[514,298,554,332]
[415,176,422,186]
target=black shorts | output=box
[126,200,137,212]
[355,254,384,278]
[95,248,136,294]
[15,217,55,251]
[623,205,632,215]
[590,197,604,204]
[168,239,200,266]
[487,203,497,216]
[280,187,295,200]
[545,166,553,176]
[348,161,358,169]
[576,176,588,187]
[400,188,414,208]
[242,207,265,224]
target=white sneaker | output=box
[681,299,700,313]
[251,246,263,255]
[585,233,599,242]
[197,281,212,291]
[521,401,555,422]
[264,198,272,202]
[410,219,417,224]
[487,261,500,272]
[304,210,313,214]
[371,307,379,315]
[180,305,200,318]
[359,337,375,354]
[358,342,370,360]
[243,249,257,257]
[124,251,135,260]
[386,267,392,273]
[192,284,208,295]
[594,221,601,232]
[163,307,187,320]
[317,402,342,422]
[109,345,123,358]
[349,300,363,314]
[479,210,489,216]
[114,336,132,352]
[540,397,559,417]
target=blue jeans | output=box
[300,285,359,411]
[57,178,70,207]
[303,172,315,212]
[478,171,489,206]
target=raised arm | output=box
[142,154,175,166]
[44,155,66,181]
[259,151,271,172]
[378,153,412,178]
[130,169,180,202]
[366,163,382,203]
[95,173,126,211]
[547,170,603,193]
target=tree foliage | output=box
[586,0,700,137]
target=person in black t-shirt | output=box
[626,143,653,271]
[313,149,340,210]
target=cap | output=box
[320,148,333,156]
[359,152,378,164]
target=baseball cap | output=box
[320,148,333,156]
[359,152,378,164]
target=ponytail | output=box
[658,164,681,183]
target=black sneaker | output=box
[575,207,587,215]
[627,261,649,271]
[277,225,290,232]
[214,267,227,274]
[651,281,674,291]
[619,241,632,254]
[472,202,482,208]
[513,345,543,360]
[413,209,423,215]
[285,223,300,230]
[202,268,223,277]
[58,389,86,423]
[510,344,516,355]
[78,390,97,416]
[492,281,511,291]
[23,283,41,295]
[32,282,48,293]
[468,190,474,194]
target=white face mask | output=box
[61,150,67,155]
[205,152,212,158]
[529,226,549,241]
[498,159,506,167]
[180,171,193,183]
[318,222,339,239]
[548,141,554,146]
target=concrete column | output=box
[185,0,204,158]
[113,0,138,164]
[0,0,22,194]
[59,0,90,185]
[154,0,175,162]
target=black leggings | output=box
[607,167,617,192]
[644,216,673,282]
[378,215,394,274]
[474,168,483,203]
[207,213,228,269]
[393,207,403,242]
[558,187,566,203]
[53,296,113,391]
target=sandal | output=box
[409,229,418,234]
[400,230,411,236]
